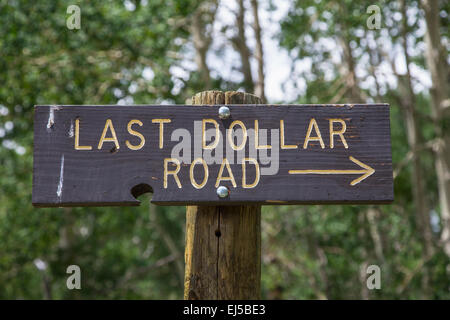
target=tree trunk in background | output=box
[421,0,450,258]
[398,0,433,297]
[366,208,385,264]
[190,2,218,89]
[337,9,371,299]
[340,35,363,103]
[232,0,254,93]
[250,0,266,102]
[337,3,364,103]
[365,30,382,102]
[358,213,370,300]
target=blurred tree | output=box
[275,0,449,299]
[421,0,450,258]
[0,0,202,299]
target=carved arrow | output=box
[288,156,376,186]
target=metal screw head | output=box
[218,106,231,119]
[216,186,229,198]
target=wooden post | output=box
[184,91,262,300]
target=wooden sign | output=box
[32,104,393,207]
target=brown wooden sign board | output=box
[32,104,393,207]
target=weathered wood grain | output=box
[32,101,393,206]
[184,91,261,300]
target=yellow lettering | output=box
[280,120,297,149]
[329,119,348,149]
[303,118,325,149]
[125,119,145,150]
[255,120,271,149]
[189,158,208,189]
[215,158,236,188]
[242,158,260,188]
[152,119,171,149]
[163,158,181,189]
[228,120,247,151]
[74,118,92,150]
[98,119,120,150]
[202,119,220,150]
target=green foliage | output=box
[0,0,449,299]
[0,0,199,299]
[265,0,450,299]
